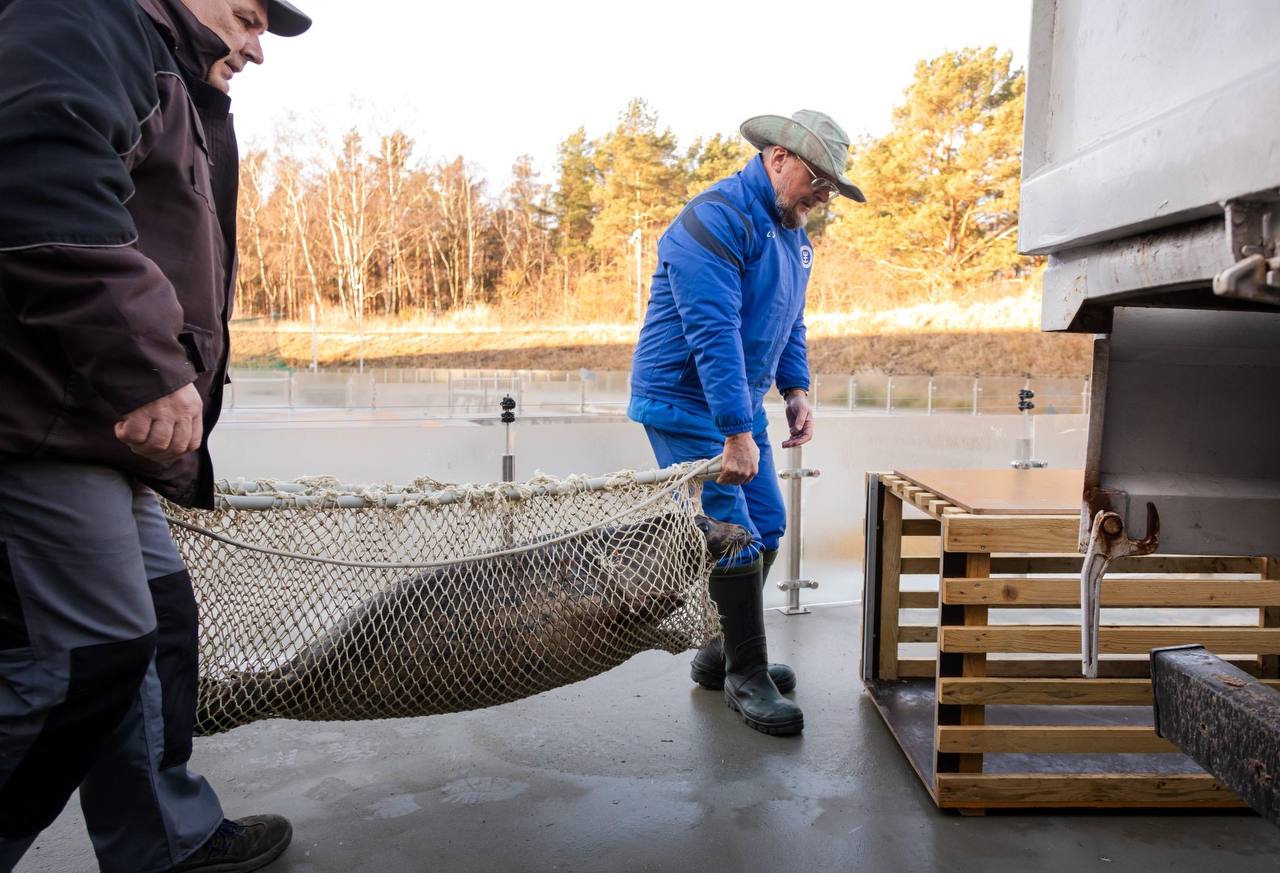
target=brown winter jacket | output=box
[0,0,240,507]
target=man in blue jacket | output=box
[629,110,864,736]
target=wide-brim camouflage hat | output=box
[740,110,865,203]
[266,0,311,36]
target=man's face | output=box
[182,0,269,93]
[768,149,837,230]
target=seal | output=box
[197,513,750,732]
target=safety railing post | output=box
[777,444,820,615]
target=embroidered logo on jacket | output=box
[800,246,813,269]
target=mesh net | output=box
[163,462,723,735]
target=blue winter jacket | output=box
[628,154,812,437]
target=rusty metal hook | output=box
[1080,503,1160,677]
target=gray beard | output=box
[775,193,807,230]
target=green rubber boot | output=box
[690,549,796,693]
[706,558,803,736]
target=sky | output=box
[231,0,1033,189]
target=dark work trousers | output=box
[0,461,223,873]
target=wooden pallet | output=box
[862,470,1280,813]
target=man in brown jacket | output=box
[0,1,310,871]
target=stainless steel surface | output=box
[1084,307,1280,556]
[1039,217,1230,332]
[1020,0,1280,256]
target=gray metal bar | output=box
[776,445,820,615]
[860,473,884,681]
[1151,644,1280,824]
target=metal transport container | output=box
[1020,0,1280,557]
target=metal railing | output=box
[224,367,1091,418]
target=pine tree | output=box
[829,47,1029,298]
[552,127,597,259]
[588,99,688,266]
[684,132,755,197]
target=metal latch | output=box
[1213,198,1280,305]
[1080,503,1160,678]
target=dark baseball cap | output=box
[266,0,311,37]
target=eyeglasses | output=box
[792,154,840,201]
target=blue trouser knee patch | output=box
[643,424,785,567]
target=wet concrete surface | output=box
[17,605,1280,873]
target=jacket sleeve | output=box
[0,0,196,415]
[775,311,811,395]
[661,200,756,436]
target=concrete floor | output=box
[18,605,1280,873]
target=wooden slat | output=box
[943,515,1080,554]
[886,479,956,521]
[896,659,937,678]
[938,676,1280,706]
[926,497,952,516]
[940,625,1280,654]
[935,774,1242,808]
[892,657,1264,679]
[876,492,903,680]
[898,591,938,609]
[901,518,940,536]
[956,553,990,784]
[943,577,1280,608]
[988,556,1265,575]
[940,678,1151,705]
[898,625,937,643]
[899,484,925,502]
[901,557,939,574]
[937,726,1175,754]
[1263,557,1280,677]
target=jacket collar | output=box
[743,154,782,223]
[136,0,231,86]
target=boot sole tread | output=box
[724,697,804,736]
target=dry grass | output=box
[230,324,1091,377]
[230,284,1091,377]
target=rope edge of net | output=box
[163,457,715,570]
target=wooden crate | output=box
[861,470,1280,813]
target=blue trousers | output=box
[0,461,223,873]
[643,424,785,566]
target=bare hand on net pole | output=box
[717,431,759,485]
[115,383,203,464]
[781,389,814,448]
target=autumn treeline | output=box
[235,48,1031,323]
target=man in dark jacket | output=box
[0,1,310,871]
[629,110,864,737]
